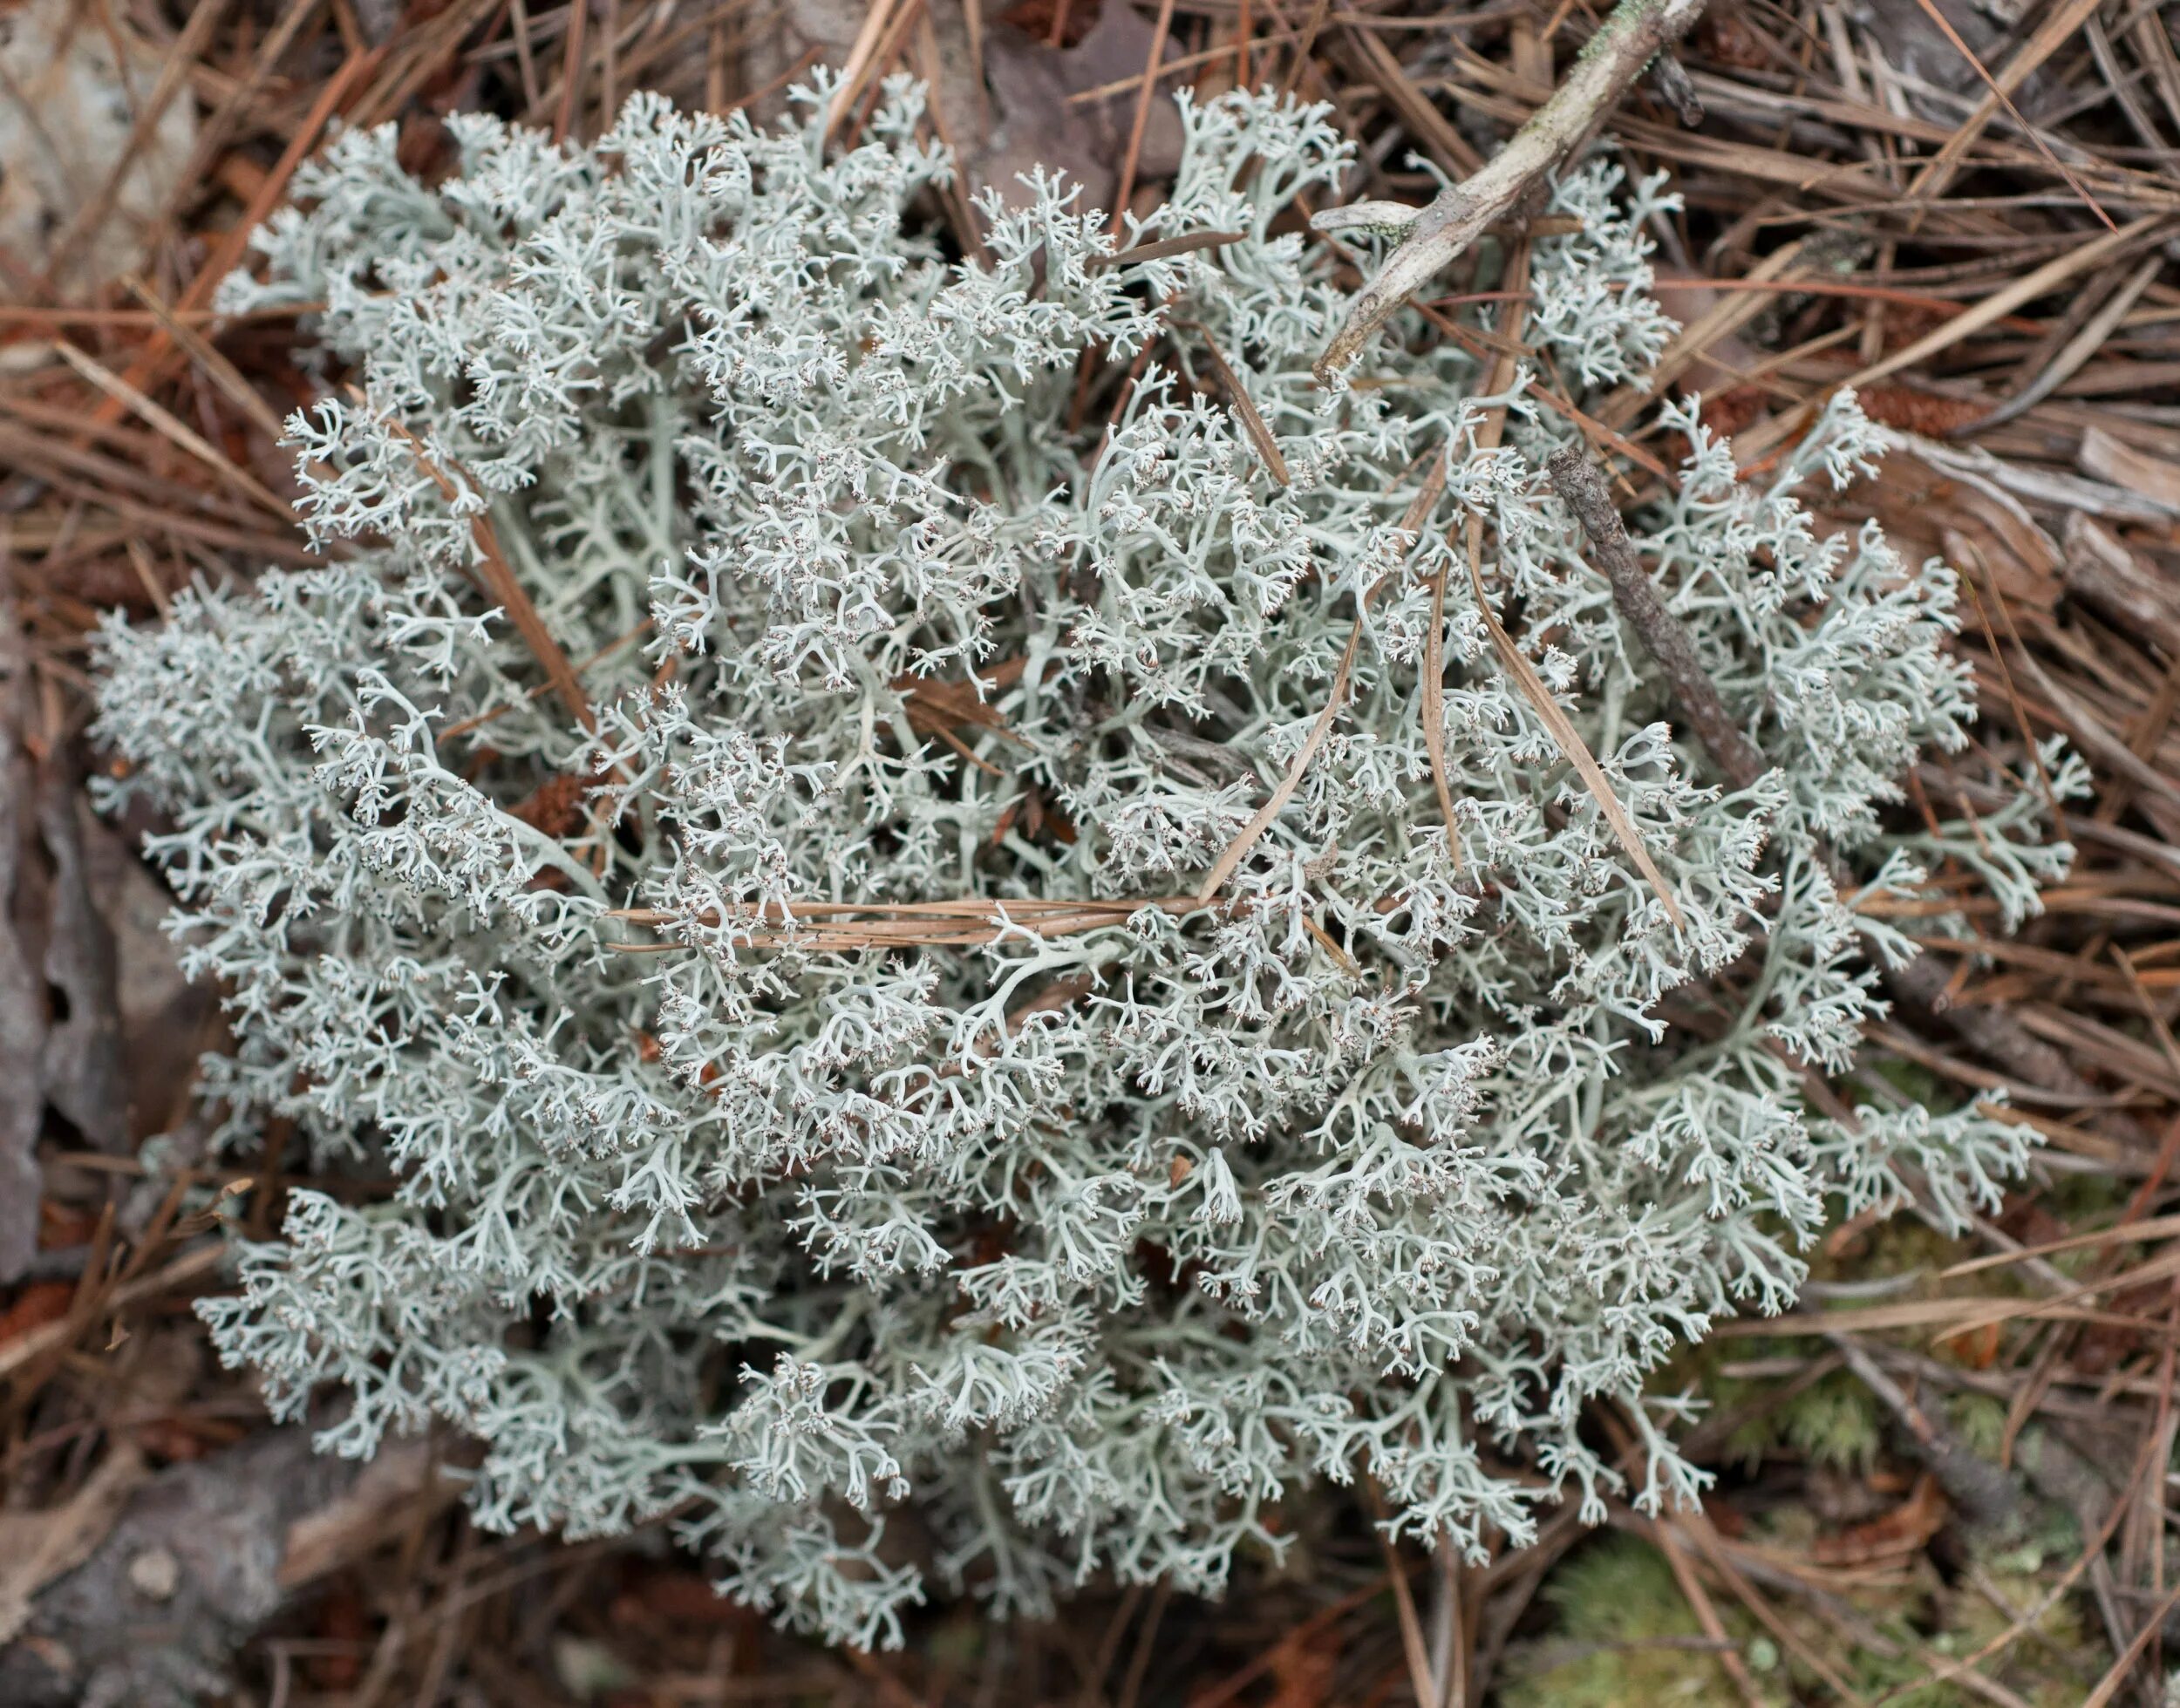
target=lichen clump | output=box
[92,79,2067,1646]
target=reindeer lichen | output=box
[92,80,2068,1647]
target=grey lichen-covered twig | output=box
[1547,446,1762,793]
[1825,1333,2020,1530]
[1551,448,2107,1112]
[1314,0,1709,381]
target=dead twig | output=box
[1826,1333,2020,1529]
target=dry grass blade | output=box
[1366,1498,1440,1708]
[0,1242,223,1384]
[1342,22,1483,179]
[1744,1249,2180,1344]
[1277,0,1332,99]
[1714,1292,2167,1340]
[1461,537,1685,929]
[554,0,593,141]
[610,895,1206,952]
[1678,1511,1873,1707]
[1944,1214,2180,1279]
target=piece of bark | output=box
[2079,425,2180,516]
[0,1427,460,1708]
[0,604,44,1284]
[1645,46,1703,126]
[2061,511,2180,657]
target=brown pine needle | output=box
[53,342,294,524]
[1196,452,1450,904]
[368,401,596,733]
[1908,0,2115,233]
[1180,318,1290,487]
[1112,0,1179,218]
[1194,619,1364,907]
[1090,229,1248,270]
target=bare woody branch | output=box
[1313,0,1709,382]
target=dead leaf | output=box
[508,770,600,840]
[1935,1318,2002,1371]
[305,1575,370,1690]
[972,1,1186,212]
[1854,0,2062,127]
[78,800,210,1144]
[36,759,126,1154]
[0,1282,74,1346]
[610,1567,763,1631]
[1000,0,1099,49]
[1264,1625,1338,1708]
[890,674,1016,741]
[1811,1473,1949,1567]
[276,1437,466,1589]
[1852,384,1989,439]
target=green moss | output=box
[1945,1392,2009,1463]
[1779,1371,1885,1473]
[1502,1536,1783,1708]
[1866,1058,1953,1114]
